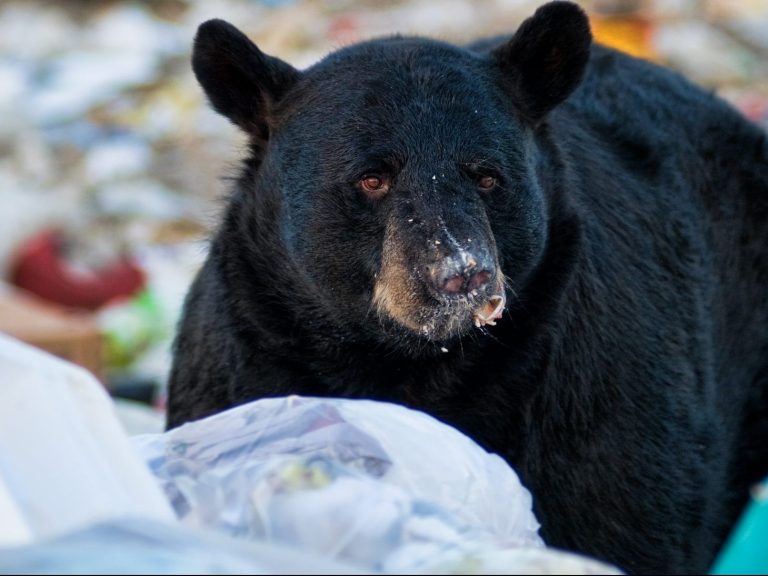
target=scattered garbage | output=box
[1,0,766,395]
[0,334,621,574]
[133,396,546,571]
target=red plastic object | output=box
[10,230,145,311]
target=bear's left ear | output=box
[192,19,300,138]
[492,1,591,125]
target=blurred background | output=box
[0,0,766,427]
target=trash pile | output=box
[0,334,621,574]
[0,0,766,407]
[134,396,551,574]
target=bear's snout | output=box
[428,251,495,297]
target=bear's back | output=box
[566,44,768,371]
[559,44,768,499]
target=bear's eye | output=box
[477,175,497,191]
[359,174,390,199]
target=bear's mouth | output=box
[422,270,506,328]
[373,272,507,342]
[413,287,507,340]
[472,294,506,327]
[372,232,507,340]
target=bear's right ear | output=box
[192,19,300,137]
[492,1,591,125]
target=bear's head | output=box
[193,1,591,345]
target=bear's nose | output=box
[429,253,494,296]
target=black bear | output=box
[167,2,768,573]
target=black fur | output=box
[192,18,300,143]
[168,2,768,574]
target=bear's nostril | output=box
[442,274,465,294]
[437,268,493,295]
[468,269,491,291]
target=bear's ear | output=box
[492,1,591,124]
[192,19,300,137]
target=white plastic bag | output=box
[0,333,174,545]
[134,396,618,574]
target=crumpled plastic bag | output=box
[133,396,619,574]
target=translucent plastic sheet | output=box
[134,396,619,574]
